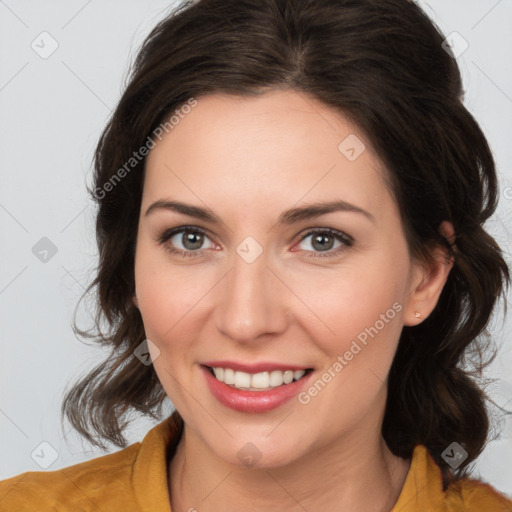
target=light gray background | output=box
[1,0,511,498]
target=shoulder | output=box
[393,445,512,512]
[0,442,141,512]
[0,412,183,512]
[444,477,512,511]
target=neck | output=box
[168,419,410,512]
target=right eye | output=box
[156,226,216,258]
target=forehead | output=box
[143,90,393,223]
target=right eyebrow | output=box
[145,200,221,223]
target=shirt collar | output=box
[132,410,183,512]
[391,444,444,511]
[131,414,444,512]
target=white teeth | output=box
[224,368,235,385]
[234,371,251,388]
[269,370,284,387]
[251,371,270,389]
[210,367,308,390]
[294,370,306,380]
[283,370,294,384]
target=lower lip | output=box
[201,365,314,413]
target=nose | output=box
[214,248,289,344]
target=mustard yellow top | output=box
[1,411,511,511]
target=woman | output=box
[1,0,511,510]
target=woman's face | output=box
[134,89,441,468]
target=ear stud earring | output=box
[414,312,421,318]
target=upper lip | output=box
[202,360,312,373]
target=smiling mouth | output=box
[203,365,314,391]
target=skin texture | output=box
[133,89,454,511]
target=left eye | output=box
[294,229,353,258]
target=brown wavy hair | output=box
[61,0,510,487]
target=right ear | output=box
[132,294,139,308]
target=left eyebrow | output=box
[144,199,375,225]
[276,199,375,225]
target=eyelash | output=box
[155,225,353,260]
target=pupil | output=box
[184,232,203,250]
[313,234,333,251]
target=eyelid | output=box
[293,227,353,259]
[154,225,214,253]
[156,225,210,243]
[155,225,353,259]
[296,227,353,244]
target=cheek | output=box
[134,250,205,407]
[293,261,407,425]
[135,244,180,342]
[134,240,217,365]
[298,252,409,369]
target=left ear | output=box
[403,221,456,326]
